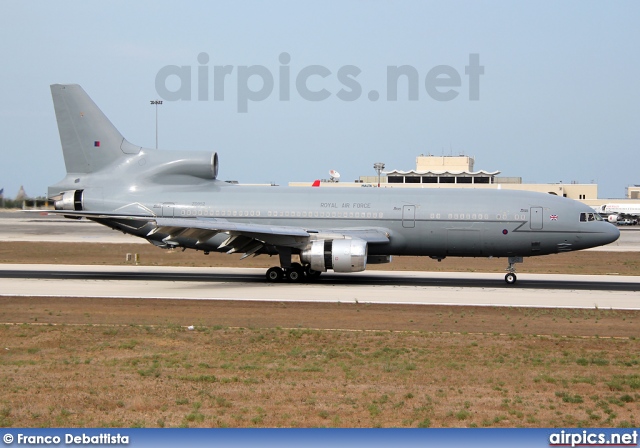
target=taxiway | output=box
[1,264,638,309]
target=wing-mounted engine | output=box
[54,190,84,211]
[300,239,368,273]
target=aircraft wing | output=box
[34,210,391,256]
[152,217,311,251]
[307,227,391,244]
[152,219,391,251]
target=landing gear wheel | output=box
[286,265,304,282]
[504,256,522,285]
[266,267,284,282]
[505,272,517,285]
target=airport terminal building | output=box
[291,155,598,202]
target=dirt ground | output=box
[1,242,639,428]
[1,241,640,275]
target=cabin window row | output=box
[178,209,385,219]
[437,213,492,220]
[267,211,383,219]
[181,209,261,217]
[178,209,531,221]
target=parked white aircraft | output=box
[595,204,640,224]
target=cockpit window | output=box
[580,212,602,222]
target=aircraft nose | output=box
[602,223,620,246]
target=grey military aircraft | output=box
[44,84,619,284]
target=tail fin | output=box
[50,84,140,174]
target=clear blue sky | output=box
[1,1,638,199]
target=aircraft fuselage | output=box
[78,184,618,258]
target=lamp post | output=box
[373,162,385,188]
[150,100,163,149]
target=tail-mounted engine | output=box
[300,239,368,273]
[54,190,84,211]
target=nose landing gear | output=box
[505,256,523,285]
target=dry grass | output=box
[1,242,639,428]
[1,298,640,428]
[0,241,639,275]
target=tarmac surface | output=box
[1,264,639,309]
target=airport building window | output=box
[440,177,455,184]
[422,176,437,183]
[388,176,404,183]
[474,177,490,184]
[457,177,472,184]
[405,176,420,183]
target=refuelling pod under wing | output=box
[300,239,368,273]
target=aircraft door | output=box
[402,205,416,228]
[530,207,543,230]
[162,202,175,218]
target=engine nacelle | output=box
[145,151,219,181]
[300,239,368,273]
[54,190,84,211]
[607,214,618,223]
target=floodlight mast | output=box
[150,100,163,149]
[373,162,385,187]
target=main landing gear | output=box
[505,256,523,285]
[265,248,323,283]
[265,263,321,283]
